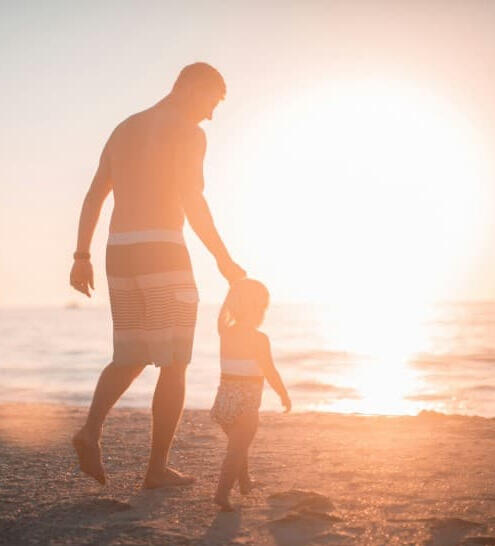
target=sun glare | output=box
[239,78,485,414]
[241,78,483,304]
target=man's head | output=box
[172,62,226,122]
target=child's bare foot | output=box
[143,467,195,489]
[214,493,235,512]
[239,478,260,495]
[72,428,105,485]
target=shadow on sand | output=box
[198,509,242,545]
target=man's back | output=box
[106,103,203,233]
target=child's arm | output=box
[257,333,291,412]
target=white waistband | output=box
[108,230,185,246]
[221,359,263,377]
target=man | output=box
[70,63,245,488]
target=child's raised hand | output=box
[281,394,292,413]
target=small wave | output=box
[411,353,495,370]
[290,381,360,399]
[405,393,452,402]
[423,373,478,384]
[278,350,355,364]
[465,384,495,392]
[466,353,495,363]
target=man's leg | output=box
[73,361,145,484]
[143,362,193,488]
[238,455,251,494]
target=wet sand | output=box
[0,403,494,545]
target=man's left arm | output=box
[180,127,245,284]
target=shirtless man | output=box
[70,63,245,488]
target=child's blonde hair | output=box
[218,278,270,334]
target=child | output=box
[210,278,291,511]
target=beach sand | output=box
[0,404,494,545]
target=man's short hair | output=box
[172,62,226,99]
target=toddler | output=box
[210,279,291,511]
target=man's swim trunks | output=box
[106,229,198,366]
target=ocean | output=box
[1,302,494,417]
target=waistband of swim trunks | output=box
[107,229,185,246]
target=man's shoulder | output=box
[254,330,270,348]
[175,118,205,140]
[106,112,140,145]
[106,108,205,154]
[105,109,157,150]
[188,125,206,148]
[114,110,147,134]
[173,122,205,156]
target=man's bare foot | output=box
[72,428,105,485]
[214,493,235,512]
[143,467,195,489]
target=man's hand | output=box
[217,257,246,285]
[70,259,94,297]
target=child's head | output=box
[218,278,270,333]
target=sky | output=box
[1,0,495,307]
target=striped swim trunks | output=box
[106,230,199,367]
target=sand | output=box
[0,404,494,546]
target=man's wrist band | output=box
[73,251,91,260]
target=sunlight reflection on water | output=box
[1,302,495,417]
[308,299,489,415]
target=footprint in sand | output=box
[268,489,335,512]
[74,498,132,516]
[264,490,348,546]
[425,517,484,546]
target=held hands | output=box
[217,256,246,285]
[281,393,292,413]
[70,259,94,297]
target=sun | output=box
[238,77,484,306]
[232,78,486,414]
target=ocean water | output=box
[1,302,494,417]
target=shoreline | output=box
[1,400,494,421]
[1,403,494,545]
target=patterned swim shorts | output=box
[106,229,199,367]
[210,379,263,427]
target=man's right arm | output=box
[70,147,113,297]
